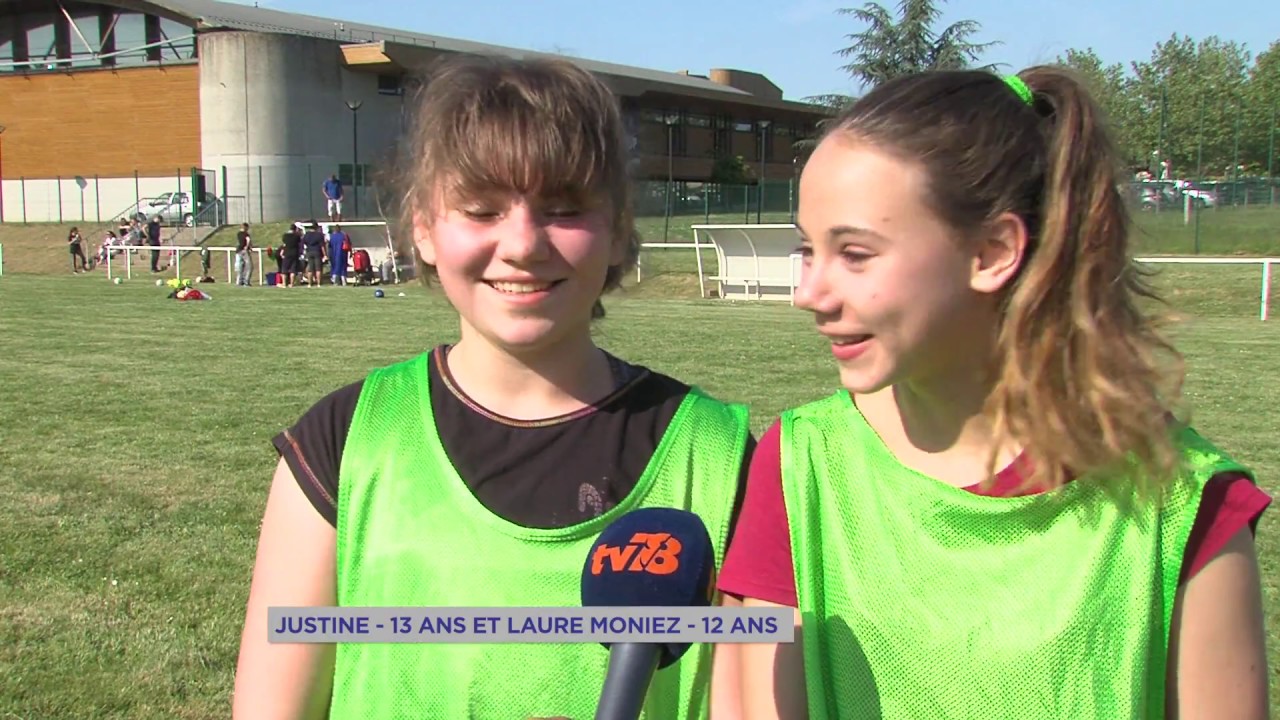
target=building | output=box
[0,0,829,224]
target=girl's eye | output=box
[842,249,873,263]
[461,209,500,221]
[543,207,583,219]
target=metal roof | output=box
[152,0,768,100]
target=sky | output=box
[236,0,1278,101]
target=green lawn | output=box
[0,260,1278,717]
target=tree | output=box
[797,0,998,154]
[1130,35,1252,179]
[836,0,1000,89]
[1243,40,1279,177]
[1055,49,1145,166]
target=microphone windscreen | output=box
[580,508,716,668]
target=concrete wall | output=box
[198,30,404,224]
[0,174,192,224]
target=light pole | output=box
[662,113,677,242]
[345,100,363,218]
[790,155,798,223]
[757,120,771,223]
[0,124,6,224]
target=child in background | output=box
[233,54,752,720]
[717,67,1270,719]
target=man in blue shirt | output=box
[328,224,350,286]
[323,175,344,222]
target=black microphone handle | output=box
[594,643,662,720]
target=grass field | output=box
[1,251,1279,716]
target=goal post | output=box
[1134,256,1274,321]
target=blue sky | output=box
[241,0,1277,101]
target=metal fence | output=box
[2,164,1276,256]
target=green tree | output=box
[798,0,998,153]
[1243,40,1280,178]
[836,0,1000,89]
[1055,48,1146,167]
[1130,35,1252,179]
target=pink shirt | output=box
[718,420,1271,606]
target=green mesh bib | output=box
[329,352,749,720]
[779,391,1252,720]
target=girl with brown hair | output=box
[717,68,1270,720]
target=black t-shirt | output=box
[302,231,326,254]
[273,345,754,533]
[236,231,250,251]
[282,232,301,255]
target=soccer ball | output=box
[113,277,122,285]
[155,279,163,286]
[374,289,385,298]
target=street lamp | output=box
[757,120,771,223]
[662,113,678,242]
[345,100,363,218]
[790,155,798,223]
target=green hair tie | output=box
[1003,74,1033,106]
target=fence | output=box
[0,164,375,226]
[3,164,1276,257]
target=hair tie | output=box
[1003,75,1034,106]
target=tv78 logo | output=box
[590,532,682,575]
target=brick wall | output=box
[0,64,200,179]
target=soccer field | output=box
[0,266,1278,717]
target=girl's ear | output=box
[970,211,1028,295]
[412,211,435,267]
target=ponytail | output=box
[824,66,1185,496]
[985,67,1184,495]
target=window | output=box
[733,121,754,133]
[157,16,195,61]
[339,163,374,187]
[111,13,147,66]
[377,74,402,96]
[25,12,56,68]
[66,9,99,65]
[640,109,666,124]
[713,116,731,158]
[0,15,13,72]
[686,114,711,128]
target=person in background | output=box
[328,224,350,286]
[146,215,163,273]
[301,221,327,287]
[235,223,254,287]
[68,227,89,273]
[196,243,216,283]
[280,224,302,288]
[323,174,344,223]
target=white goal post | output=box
[1133,256,1274,321]
[638,221,1274,320]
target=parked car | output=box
[121,191,225,226]
[1136,180,1216,211]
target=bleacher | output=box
[691,224,801,303]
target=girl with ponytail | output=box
[715,67,1270,719]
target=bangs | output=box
[435,84,616,207]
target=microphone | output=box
[580,508,716,720]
